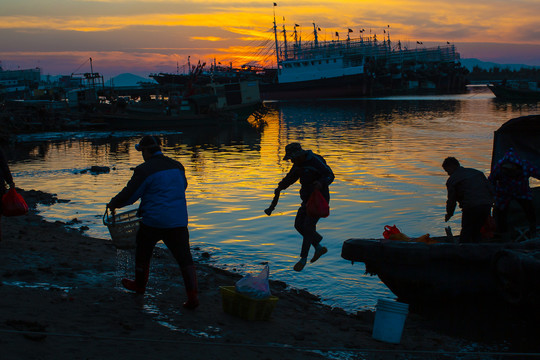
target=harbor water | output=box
[7,86,540,313]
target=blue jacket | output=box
[109,152,188,228]
[278,150,334,203]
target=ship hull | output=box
[260,74,371,100]
[101,102,261,130]
[488,84,540,102]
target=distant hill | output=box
[460,58,540,72]
[106,73,156,87]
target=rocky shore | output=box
[0,189,519,359]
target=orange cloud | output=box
[191,36,225,42]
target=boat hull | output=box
[488,84,540,101]
[101,102,261,130]
[260,74,372,100]
[341,238,540,310]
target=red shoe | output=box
[181,267,199,309]
[183,299,200,309]
[122,278,145,294]
[183,289,199,309]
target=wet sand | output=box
[0,189,509,359]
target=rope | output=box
[71,58,90,75]
[0,328,539,358]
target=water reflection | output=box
[7,86,539,312]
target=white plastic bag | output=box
[235,264,271,299]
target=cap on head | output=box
[283,142,304,160]
[442,156,460,169]
[135,135,161,152]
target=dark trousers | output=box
[136,223,193,267]
[135,223,195,291]
[460,204,491,243]
[294,205,322,258]
[494,199,537,237]
[0,189,3,241]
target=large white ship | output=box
[260,17,466,100]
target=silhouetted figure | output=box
[0,147,15,242]
[108,135,198,309]
[489,148,540,240]
[272,143,334,271]
[442,157,493,243]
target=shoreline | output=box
[0,188,521,359]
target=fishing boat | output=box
[488,80,540,102]
[342,237,540,306]
[260,15,467,100]
[150,59,265,87]
[102,80,262,129]
[341,114,540,310]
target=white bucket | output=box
[372,298,409,344]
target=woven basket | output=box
[103,208,140,249]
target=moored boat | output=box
[150,60,265,87]
[341,114,540,311]
[102,80,262,129]
[341,237,540,307]
[488,80,540,101]
[493,246,540,306]
[260,15,467,100]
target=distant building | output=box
[0,67,41,99]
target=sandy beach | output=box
[0,189,526,359]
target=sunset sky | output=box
[1,0,539,78]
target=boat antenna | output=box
[313,23,319,48]
[293,24,299,58]
[282,17,288,60]
[273,3,280,65]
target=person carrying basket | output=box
[107,135,199,309]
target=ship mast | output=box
[386,25,391,49]
[313,23,319,48]
[282,18,288,60]
[293,24,299,59]
[273,5,280,65]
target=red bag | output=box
[306,189,330,218]
[480,215,496,240]
[2,188,29,217]
[383,225,401,239]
